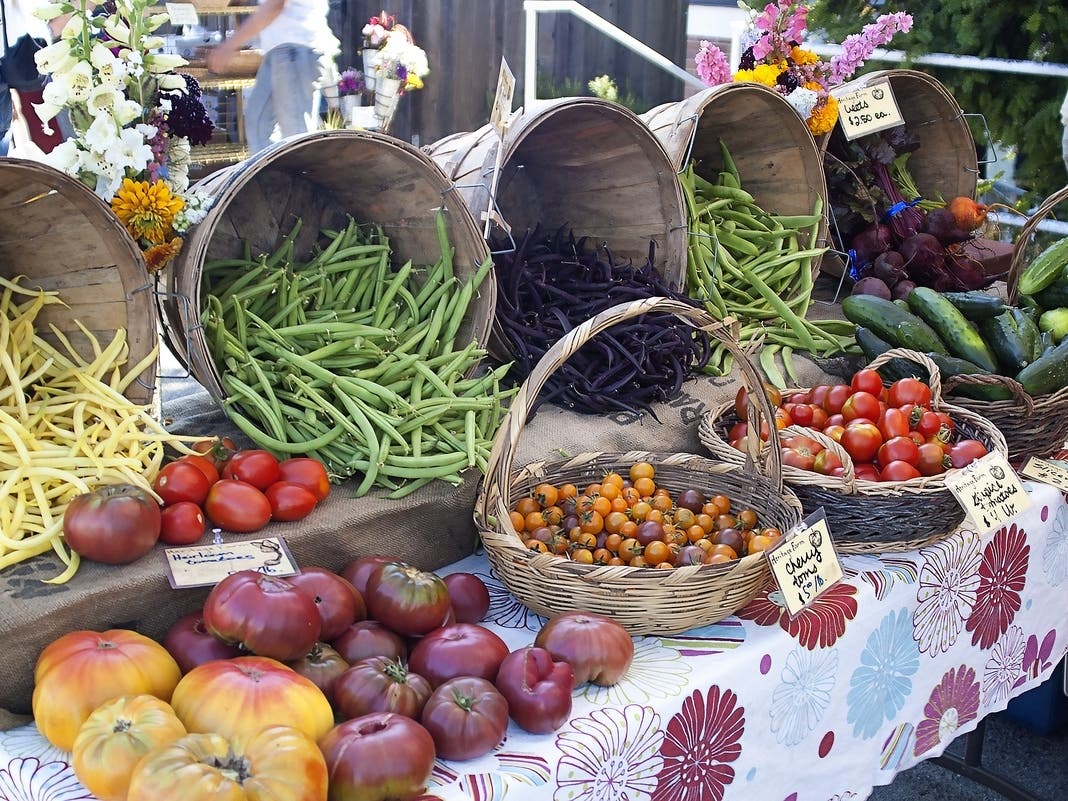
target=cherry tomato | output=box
[915,409,943,439]
[840,421,883,464]
[203,479,272,533]
[850,368,884,397]
[854,463,882,482]
[841,390,881,422]
[877,435,920,468]
[822,384,853,415]
[809,384,831,409]
[153,461,211,507]
[221,450,281,491]
[880,460,922,481]
[734,384,782,421]
[826,413,846,428]
[936,412,956,439]
[174,454,220,487]
[265,482,318,522]
[790,403,814,427]
[159,501,207,546]
[727,421,748,442]
[879,407,911,441]
[808,405,830,430]
[888,377,932,409]
[948,439,988,469]
[917,442,949,476]
[787,391,811,405]
[277,458,331,502]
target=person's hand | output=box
[206,40,239,74]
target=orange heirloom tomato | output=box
[72,695,187,801]
[32,629,182,752]
[126,726,327,801]
[170,655,333,744]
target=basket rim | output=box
[1005,183,1068,304]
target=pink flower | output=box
[828,12,913,85]
[695,41,731,87]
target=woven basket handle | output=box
[863,347,945,406]
[481,298,784,524]
[942,372,1036,416]
[1005,184,1068,305]
[780,424,863,495]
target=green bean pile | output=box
[682,141,858,387]
[201,211,515,498]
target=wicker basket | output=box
[474,297,805,635]
[942,185,1068,460]
[698,349,1009,553]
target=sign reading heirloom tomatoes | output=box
[163,537,299,589]
[943,452,1031,535]
[765,509,843,618]
[1019,457,1068,494]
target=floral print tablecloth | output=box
[2,480,1066,801]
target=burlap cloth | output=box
[0,293,854,721]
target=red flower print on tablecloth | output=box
[653,686,744,801]
[736,581,858,649]
[965,524,1029,650]
[1013,629,1058,690]
[913,665,980,756]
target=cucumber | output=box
[1011,307,1042,366]
[905,287,999,371]
[940,291,1007,320]
[925,352,1014,401]
[1016,336,1068,396]
[1032,281,1068,310]
[977,310,1035,374]
[853,327,926,383]
[1017,237,1068,296]
[1039,307,1068,343]
[841,295,950,356]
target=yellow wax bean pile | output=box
[0,275,198,583]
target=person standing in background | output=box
[1,0,65,154]
[206,0,338,154]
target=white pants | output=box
[244,44,325,154]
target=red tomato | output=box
[917,442,950,477]
[826,413,846,428]
[288,566,365,641]
[915,409,943,438]
[408,623,510,688]
[854,462,882,482]
[159,501,206,546]
[813,449,844,476]
[442,572,491,624]
[162,610,242,674]
[948,439,989,469]
[277,457,331,502]
[888,377,932,409]
[202,570,321,661]
[191,436,237,470]
[62,484,161,565]
[841,390,881,422]
[734,384,782,422]
[154,462,211,507]
[840,421,883,464]
[221,449,281,491]
[808,405,830,430]
[781,447,815,471]
[174,454,220,487]
[420,676,510,761]
[789,403,814,427]
[879,407,911,441]
[495,646,574,734]
[936,412,957,439]
[877,435,920,468]
[822,424,846,443]
[822,384,853,415]
[334,656,433,720]
[203,479,271,533]
[265,481,318,522]
[286,642,350,707]
[787,391,811,405]
[330,620,407,664]
[319,713,435,801]
[850,368,884,396]
[363,562,452,637]
[534,611,634,688]
[809,384,831,409]
[880,460,922,481]
[727,421,748,442]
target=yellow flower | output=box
[404,73,423,91]
[111,178,184,245]
[144,236,183,273]
[791,47,820,66]
[807,94,839,136]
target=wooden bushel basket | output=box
[642,82,829,280]
[474,297,805,635]
[159,129,496,403]
[0,158,158,405]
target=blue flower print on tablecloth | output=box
[1013,629,1058,691]
[982,625,1027,707]
[965,524,1029,649]
[846,607,920,739]
[913,665,980,756]
[912,529,982,656]
[736,581,858,649]
[0,757,93,801]
[1044,501,1068,587]
[0,725,66,765]
[554,704,663,801]
[653,686,744,801]
[579,638,692,706]
[852,555,919,601]
[770,646,839,746]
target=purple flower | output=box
[914,665,980,756]
[828,12,913,85]
[337,68,365,95]
[695,41,731,87]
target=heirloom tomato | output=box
[72,694,187,801]
[203,479,272,533]
[442,572,490,624]
[334,656,433,720]
[152,461,211,507]
[917,442,950,476]
[126,726,327,801]
[840,421,883,464]
[203,570,321,661]
[62,484,161,565]
[949,439,989,469]
[841,390,881,423]
[221,449,281,490]
[331,619,407,664]
[363,562,451,637]
[320,713,436,801]
[880,460,922,481]
[421,677,510,761]
[170,655,333,743]
[32,629,182,751]
[494,646,574,734]
[888,377,932,409]
[288,566,365,641]
[265,481,318,522]
[277,457,332,502]
[162,610,242,674]
[286,642,350,707]
[158,501,206,546]
[408,623,510,688]
[877,436,920,468]
[340,555,403,596]
[534,611,634,688]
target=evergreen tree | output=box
[810,0,1068,203]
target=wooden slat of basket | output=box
[475,297,805,635]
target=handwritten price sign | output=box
[1019,457,1068,493]
[765,510,843,617]
[943,452,1031,535]
[832,80,904,140]
[164,537,299,589]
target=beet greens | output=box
[490,225,711,417]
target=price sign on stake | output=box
[943,451,1031,535]
[765,509,843,618]
[489,58,515,137]
[833,80,904,140]
[1019,457,1068,493]
[163,536,299,589]
[165,3,199,27]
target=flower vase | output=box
[362,49,381,91]
[374,77,403,127]
[340,94,363,127]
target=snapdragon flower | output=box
[695,40,731,87]
[828,13,913,85]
